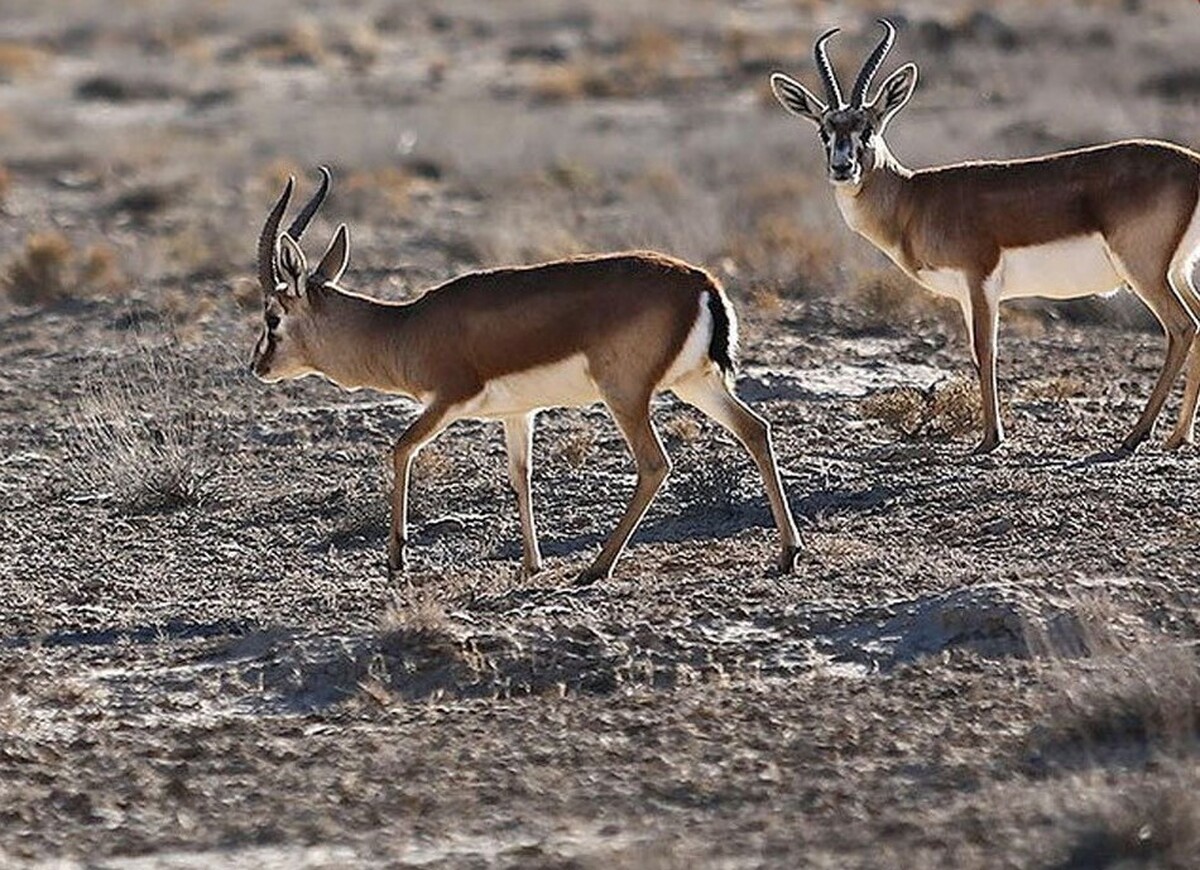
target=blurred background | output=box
[0,0,1197,335]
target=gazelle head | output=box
[770,19,918,188]
[250,167,351,382]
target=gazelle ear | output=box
[313,224,350,286]
[871,63,918,131]
[276,233,308,298]
[769,72,826,128]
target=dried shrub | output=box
[2,232,123,306]
[69,346,214,514]
[860,378,983,441]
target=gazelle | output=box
[250,169,801,583]
[770,20,1200,454]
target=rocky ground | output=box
[1,1,1198,867]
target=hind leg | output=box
[672,370,801,573]
[1121,285,1195,453]
[576,391,670,585]
[1164,260,1200,449]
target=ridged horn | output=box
[813,28,843,108]
[286,166,332,241]
[257,176,294,293]
[851,19,896,108]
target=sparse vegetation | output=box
[860,378,984,440]
[69,346,214,514]
[1,232,123,306]
[3,1,1199,866]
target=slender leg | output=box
[389,403,454,576]
[672,370,801,573]
[503,413,543,576]
[1164,263,1200,449]
[576,396,670,585]
[967,281,1004,454]
[1120,278,1197,453]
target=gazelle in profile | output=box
[770,20,1200,454]
[250,169,801,583]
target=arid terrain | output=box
[2,1,1199,867]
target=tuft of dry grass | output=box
[860,378,983,441]
[69,346,214,514]
[1,232,123,306]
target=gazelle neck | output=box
[305,288,419,396]
[833,140,913,268]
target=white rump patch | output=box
[659,292,714,388]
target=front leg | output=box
[389,402,454,577]
[503,413,543,577]
[964,279,1003,454]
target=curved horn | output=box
[813,28,843,108]
[286,166,331,242]
[850,19,896,108]
[257,176,294,293]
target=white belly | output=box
[916,234,1124,304]
[998,234,1123,300]
[445,293,716,420]
[458,353,603,419]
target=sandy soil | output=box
[1,1,1199,867]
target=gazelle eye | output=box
[266,313,280,331]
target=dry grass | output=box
[849,268,960,334]
[1021,376,1088,402]
[1028,597,1200,755]
[529,24,683,103]
[1058,769,1200,870]
[341,166,415,220]
[69,346,214,514]
[860,378,984,441]
[1023,596,1200,865]
[0,41,49,81]
[663,415,703,444]
[722,172,840,295]
[553,428,594,470]
[414,444,456,483]
[1,232,123,306]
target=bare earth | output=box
[1,1,1198,867]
